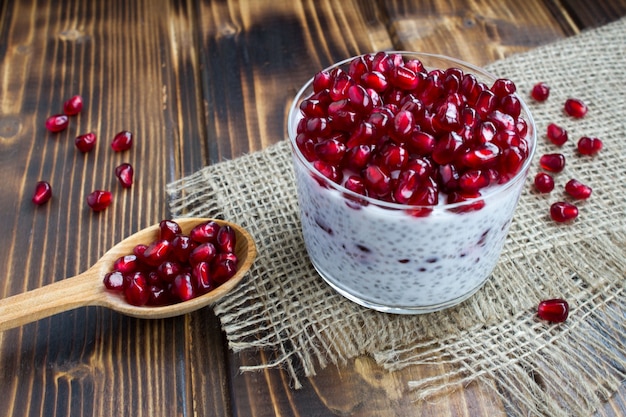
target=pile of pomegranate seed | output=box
[35,94,135,211]
[103,220,239,306]
[295,52,532,213]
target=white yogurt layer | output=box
[292,155,526,313]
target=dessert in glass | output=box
[287,51,536,314]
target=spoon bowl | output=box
[0,218,256,331]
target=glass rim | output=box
[287,51,537,211]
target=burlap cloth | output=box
[167,18,626,417]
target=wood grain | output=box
[0,0,625,416]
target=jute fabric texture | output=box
[167,17,626,417]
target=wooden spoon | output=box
[0,218,256,332]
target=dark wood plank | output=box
[0,0,223,416]
[560,0,626,29]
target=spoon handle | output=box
[0,271,101,332]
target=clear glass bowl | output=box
[287,52,537,314]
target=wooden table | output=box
[1,1,625,415]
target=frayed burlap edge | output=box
[167,17,626,417]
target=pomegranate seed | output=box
[546,123,567,146]
[111,130,133,152]
[346,144,373,171]
[32,181,52,205]
[499,94,521,118]
[315,138,347,165]
[212,256,238,285]
[344,175,367,196]
[159,219,182,241]
[361,71,388,92]
[148,285,171,306]
[172,273,196,302]
[189,242,217,266]
[407,131,435,156]
[45,114,69,133]
[550,201,578,222]
[63,95,83,115]
[491,78,516,97]
[564,179,592,199]
[577,137,603,155]
[380,143,408,171]
[75,132,97,153]
[113,255,139,275]
[216,225,236,253]
[458,170,490,192]
[461,142,500,169]
[432,131,463,165]
[537,299,569,322]
[114,163,134,188]
[447,191,485,212]
[347,84,373,113]
[363,164,392,197]
[348,56,370,80]
[390,65,419,90]
[434,101,461,132]
[474,90,498,118]
[392,110,415,139]
[141,239,172,266]
[190,221,221,243]
[329,72,354,101]
[157,260,182,283]
[171,235,194,262]
[313,160,342,184]
[539,153,566,173]
[86,190,112,212]
[564,98,588,118]
[530,82,550,101]
[313,70,332,92]
[192,261,214,294]
[534,173,554,193]
[103,271,125,291]
[133,244,147,258]
[125,272,150,306]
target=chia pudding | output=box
[287,52,536,314]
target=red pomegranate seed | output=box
[63,95,83,116]
[113,255,139,275]
[86,190,112,211]
[216,225,236,253]
[407,131,435,156]
[192,261,214,294]
[114,163,134,188]
[32,181,52,205]
[189,242,217,266]
[171,235,194,262]
[577,137,603,155]
[345,144,373,171]
[537,299,569,322]
[539,153,566,173]
[474,90,498,118]
[361,71,388,92]
[313,70,332,92]
[75,132,97,153]
[564,98,588,118]
[550,201,578,222]
[45,114,69,133]
[315,138,347,165]
[157,260,182,283]
[103,271,125,291]
[447,191,485,212]
[565,179,592,199]
[172,272,195,302]
[141,239,172,266]
[190,221,221,243]
[458,170,490,192]
[124,272,150,306]
[133,244,147,258]
[212,256,238,285]
[347,84,373,113]
[530,82,550,101]
[148,285,171,306]
[380,143,408,171]
[390,65,419,90]
[159,219,182,241]
[461,142,500,169]
[111,130,133,152]
[344,175,367,196]
[534,172,554,193]
[432,131,463,165]
[499,94,521,118]
[546,123,567,146]
[392,110,415,139]
[491,78,516,97]
[313,160,342,184]
[363,164,392,197]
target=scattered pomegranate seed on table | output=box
[530,82,550,101]
[115,163,134,188]
[564,98,588,118]
[75,132,97,153]
[32,181,52,205]
[564,179,592,199]
[111,130,133,152]
[537,298,569,322]
[577,137,603,155]
[550,201,578,222]
[86,190,112,212]
[63,95,83,116]
[539,153,566,173]
[534,172,554,193]
[103,219,240,307]
[45,114,69,133]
